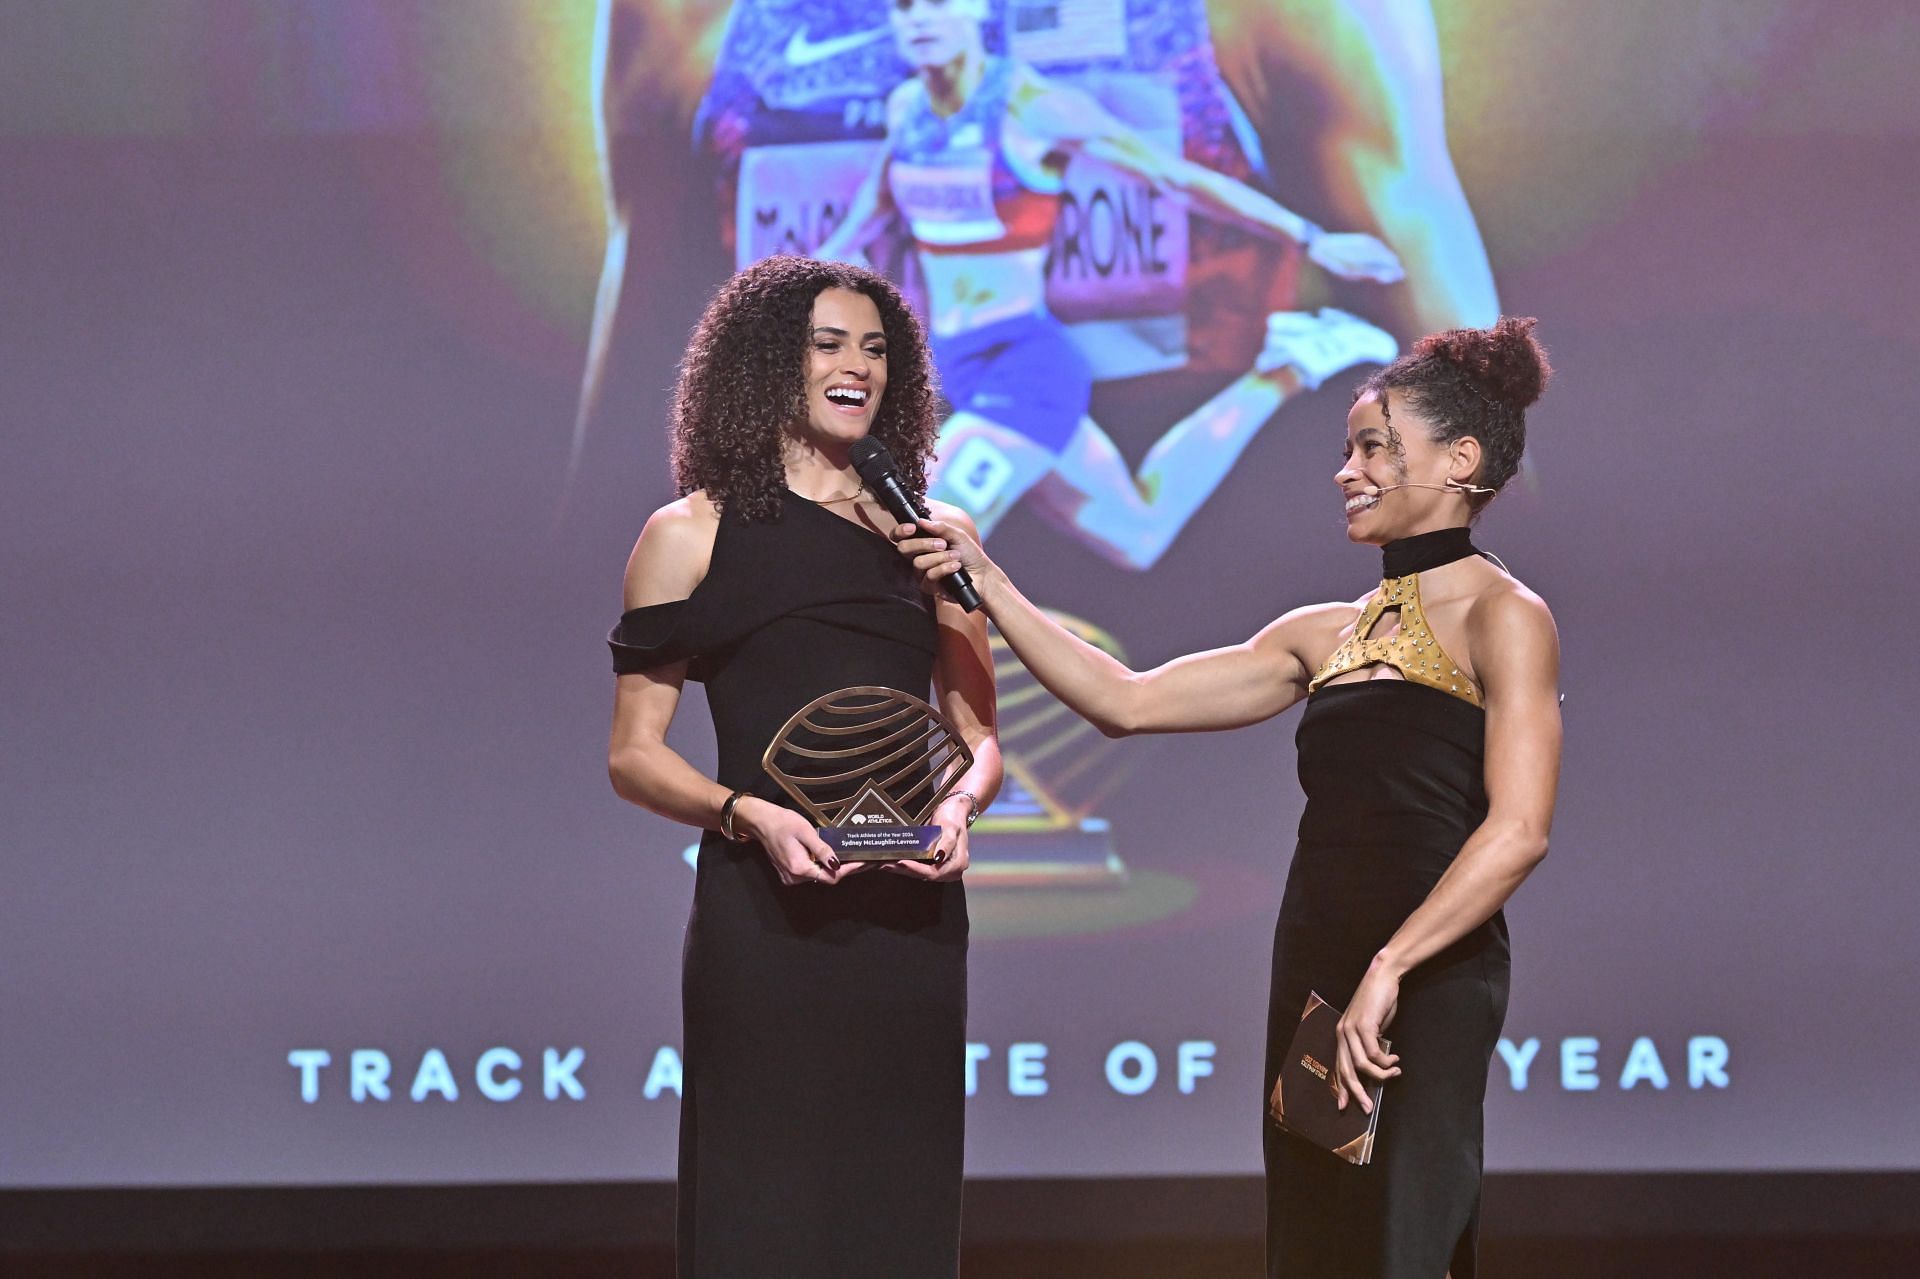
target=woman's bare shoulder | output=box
[1472,570,1556,633]
[1466,572,1559,681]
[623,492,720,609]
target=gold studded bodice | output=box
[1307,572,1482,708]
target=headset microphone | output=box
[1362,479,1498,499]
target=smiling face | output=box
[1336,391,1481,544]
[891,0,988,70]
[799,287,888,450]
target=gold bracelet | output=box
[719,789,747,841]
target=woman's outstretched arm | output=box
[894,514,1344,737]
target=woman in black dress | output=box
[606,256,1000,1279]
[894,318,1561,1277]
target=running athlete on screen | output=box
[815,0,1402,568]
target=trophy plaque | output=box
[762,686,974,861]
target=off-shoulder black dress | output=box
[610,494,967,1279]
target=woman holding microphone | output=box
[894,317,1560,1278]
[608,255,1000,1277]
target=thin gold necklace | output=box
[799,480,865,505]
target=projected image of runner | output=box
[818,0,1406,570]
[672,0,1497,570]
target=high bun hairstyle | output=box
[1355,316,1552,514]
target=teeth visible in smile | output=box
[1345,493,1378,513]
[825,387,868,406]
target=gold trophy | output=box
[762,686,974,861]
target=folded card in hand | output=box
[1268,991,1386,1166]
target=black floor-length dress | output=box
[1265,530,1512,1278]
[610,493,967,1279]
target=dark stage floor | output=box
[9,1237,1920,1278]
[8,1176,1917,1277]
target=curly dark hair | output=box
[669,256,940,522]
[1355,316,1553,515]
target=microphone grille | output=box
[848,436,893,481]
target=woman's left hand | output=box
[883,793,972,883]
[1333,960,1403,1113]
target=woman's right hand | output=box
[891,515,996,599]
[729,796,856,886]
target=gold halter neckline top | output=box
[1307,527,1485,708]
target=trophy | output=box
[762,686,974,861]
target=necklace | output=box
[797,481,865,505]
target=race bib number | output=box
[941,435,1020,511]
[890,151,1010,248]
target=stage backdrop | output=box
[5,0,1917,1185]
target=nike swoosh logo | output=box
[784,26,890,67]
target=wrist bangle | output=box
[719,789,747,841]
[952,789,982,827]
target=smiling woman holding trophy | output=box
[894,317,1561,1278]
[606,254,1000,1278]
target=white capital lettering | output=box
[1008,1042,1048,1096]
[1176,1041,1216,1095]
[964,1042,991,1097]
[476,1047,522,1102]
[1495,1037,1541,1091]
[1560,1037,1600,1091]
[287,1049,330,1103]
[411,1048,459,1102]
[643,1047,683,1100]
[351,1049,393,1102]
[1618,1036,1670,1090]
[1688,1036,1730,1089]
[1105,1041,1158,1095]
[544,1046,586,1100]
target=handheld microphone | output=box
[849,437,983,613]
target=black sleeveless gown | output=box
[609,494,968,1279]
[1264,676,1510,1276]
